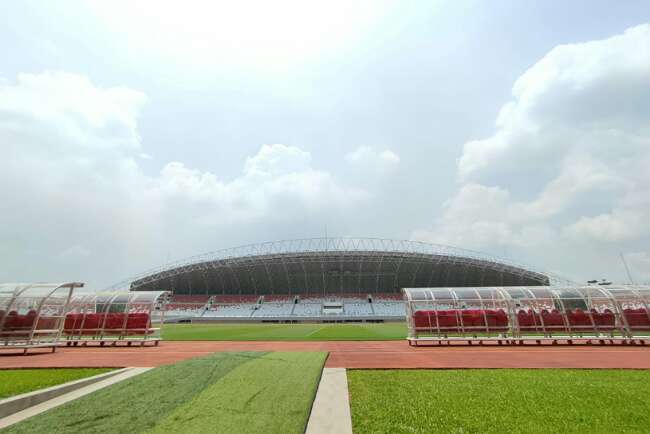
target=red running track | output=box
[1,341,650,369]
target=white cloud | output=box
[345,146,400,172]
[0,72,369,287]
[415,24,650,280]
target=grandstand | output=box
[165,293,405,322]
[124,238,551,322]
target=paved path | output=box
[305,368,352,434]
[1,341,649,369]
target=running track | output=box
[1,341,650,369]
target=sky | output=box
[1,0,649,288]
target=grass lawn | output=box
[0,368,114,400]
[162,322,407,341]
[348,369,650,434]
[6,351,326,434]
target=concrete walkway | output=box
[306,368,353,434]
[0,367,152,429]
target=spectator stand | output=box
[63,290,169,347]
[403,286,650,346]
[1,282,83,354]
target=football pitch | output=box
[162,322,407,341]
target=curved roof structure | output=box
[127,238,554,295]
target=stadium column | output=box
[427,254,445,287]
[357,258,363,294]
[300,260,308,296]
[225,261,242,295]
[393,255,405,291]
[263,258,275,295]
[281,255,292,296]
[375,252,384,294]
[320,256,327,296]
[410,256,423,287]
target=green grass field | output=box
[0,368,114,399]
[162,322,407,340]
[348,369,650,433]
[6,352,326,434]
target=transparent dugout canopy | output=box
[0,282,83,348]
[62,290,170,344]
[403,285,650,339]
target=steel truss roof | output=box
[114,238,568,292]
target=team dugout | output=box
[1,283,169,354]
[63,290,169,346]
[0,282,83,354]
[403,285,650,345]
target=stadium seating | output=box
[263,295,293,302]
[372,302,405,316]
[343,302,373,316]
[373,293,403,301]
[292,303,322,316]
[170,295,211,303]
[252,303,294,317]
[204,304,255,317]
[211,295,259,303]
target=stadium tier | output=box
[163,293,405,321]
[128,238,550,297]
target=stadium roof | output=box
[123,238,560,295]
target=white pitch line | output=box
[305,325,327,337]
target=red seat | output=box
[624,308,650,331]
[481,309,508,331]
[413,310,432,329]
[600,309,616,330]
[21,310,38,328]
[3,311,19,330]
[462,310,487,331]
[36,316,58,331]
[437,310,459,329]
[64,313,83,334]
[495,309,509,328]
[517,309,536,330]
[105,313,126,330]
[81,313,104,335]
[567,309,592,329]
[126,313,151,335]
[590,309,615,331]
[541,309,566,331]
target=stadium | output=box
[1,240,650,433]
[127,237,551,322]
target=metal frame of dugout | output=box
[1,282,83,354]
[63,290,169,347]
[403,286,650,345]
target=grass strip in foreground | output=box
[348,369,650,434]
[0,368,114,400]
[4,352,267,434]
[148,352,327,434]
[162,322,406,341]
[6,351,326,434]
